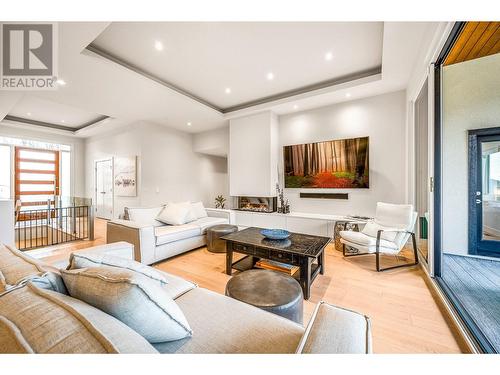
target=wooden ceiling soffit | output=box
[444,22,500,66]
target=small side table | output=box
[225,269,303,324]
[333,219,368,252]
[207,224,238,253]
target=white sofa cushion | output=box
[191,201,208,219]
[361,221,399,242]
[61,266,192,343]
[374,202,413,229]
[191,217,229,234]
[157,203,193,225]
[127,206,165,227]
[155,224,201,246]
[339,231,398,250]
[156,269,198,299]
[153,287,304,354]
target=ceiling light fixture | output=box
[154,40,164,51]
[345,93,351,98]
[325,52,333,61]
[26,112,31,116]
[187,122,192,126]
[293,104,299,110]
[56,79,66,86]
[225,87,231,94]
[61,120,65,123]
[266,72,274,81]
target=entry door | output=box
[95,159,113,219]
[469,128,500,257]
[14,147,59,221]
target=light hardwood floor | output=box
[30,218,463,353]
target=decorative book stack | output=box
[255,259,299,276]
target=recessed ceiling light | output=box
[225,87,231,94]
[61,120,65,123]
[293,104,299,110]
[56,79,66,86]
[187,122,192,126]
[26,112,31,116]
[345,93,351,98]
[266,72,274,81]
[154,40,164,51]
[325,52,333,61]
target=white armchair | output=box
[339,202,419,272]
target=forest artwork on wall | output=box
[283,136,369,188]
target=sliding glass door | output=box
[433,22,500,354]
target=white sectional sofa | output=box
[0,241,372,354]
[107,206,235,265]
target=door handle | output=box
[476,199,482,204]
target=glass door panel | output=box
[415,79,430,263]
[481,140,500,243]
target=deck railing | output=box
[15,196,94,251]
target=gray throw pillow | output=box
[67,252,168,285]
[61,266,192,343]
[27,272,68,295]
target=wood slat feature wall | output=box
[444,22,500,66]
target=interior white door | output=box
[95,159,113,219]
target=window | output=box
[0,145,11,199]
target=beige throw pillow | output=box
[67,252,168,285]
[0,270,8,293]
[0,283,157,353]
[61,266,192,343]
[0,243,46,285]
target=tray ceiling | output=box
[89,22,384,112]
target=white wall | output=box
[85,121,228,218]
[229,111,278,197]
[279,90,407,217]
[0,123,86,197]
[442,53,500,255]
[0,199,15,246]
[193,126,229,157]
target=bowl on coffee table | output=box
[260,229,291,240]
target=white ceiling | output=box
[0,22,440,137]
[8,95,105,128]
[91,22,384,109]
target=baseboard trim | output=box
[418,259,479,353]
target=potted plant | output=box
[215,195,226,209]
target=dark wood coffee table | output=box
[221,227,330,299]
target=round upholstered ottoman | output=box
[207,224,238,253]
[225,269,303,324]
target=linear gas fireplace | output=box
[236,196,277,213]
